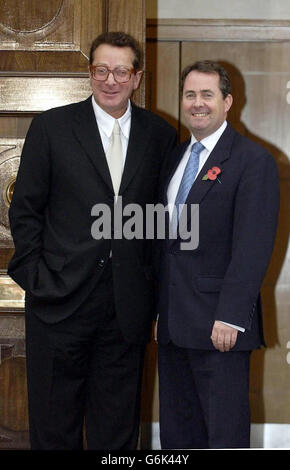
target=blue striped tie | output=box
[172,141,204,232]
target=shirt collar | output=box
[190,120,227,152]
[91,96,131,139]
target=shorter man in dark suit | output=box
[8,32,176,450]
[156,61,280,448]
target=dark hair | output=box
[89,31,143,69]
[181,60,232,99]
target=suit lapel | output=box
[162,124,234,206]
[186,123,236,206]
[72,96,113,192]
[119,103,151,194]
[169,123,236,246]
[73,99,151,195]
[163,140,190,205]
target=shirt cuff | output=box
[220,321,245,333]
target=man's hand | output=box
[210,320,238,352]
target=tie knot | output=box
[191,141,204,155]
[113,120,120,135]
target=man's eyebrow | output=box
[184,88,214,94]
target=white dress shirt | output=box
[91,95,131,166]
[91,97,131,258]
[167,121,227,219]
[167,121,244,333]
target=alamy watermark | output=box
[91,197,199,250]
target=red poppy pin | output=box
[202,166,222,184]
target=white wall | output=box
[147,0,290,19]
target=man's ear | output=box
[224,93,233,113]
[133,70,143,90]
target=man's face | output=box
[90,44,143,118]
[182,70,233,140]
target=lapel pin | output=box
[202,166,222,184]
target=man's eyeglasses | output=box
[90,65,137,83]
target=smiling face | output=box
[90,44,143,118]
[182,70,233,140]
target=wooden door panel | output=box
[0,0,146,449]
[146,41,180,130]
[107,0,146,106]
[0,0,102,63]
[0,315,28,448]
[0,0,103,115]
[182,41,290,156]
[180,39,290,424]
[146,20,290,429]
[0,76,91,113]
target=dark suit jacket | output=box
[8,96,177,344]
[157,123,280,350]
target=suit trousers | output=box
[158,342,251,449]
[25,260,145,450]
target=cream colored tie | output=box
[106,120,123,196]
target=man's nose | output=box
[193,94,203,107]
[106,71,117,84]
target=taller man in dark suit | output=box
[8,32,176,450]
[156,60,279,448]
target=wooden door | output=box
[0,0,145,449]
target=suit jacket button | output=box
[97,259,105,267]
